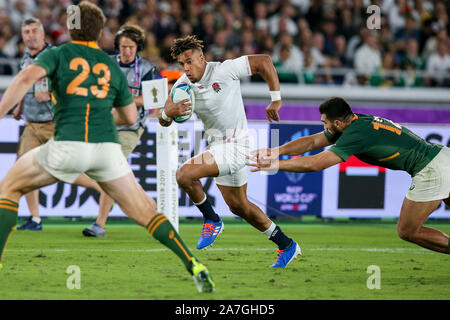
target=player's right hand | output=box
[163,94,192,118]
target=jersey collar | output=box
[72,40,100,49]
[26,42,51,59]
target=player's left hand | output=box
[265,100,281,123]
[34,91,51,102]
[246,148,279,172]
[246,157,279,172]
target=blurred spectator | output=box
[346,26,369,62]
[10,0,34,32]
[0,31,13,74]
[1,24,19,57]
[400,59,424,87]
[400,38,425,70]
[193,10,215,48]
[350,0,366,28]
[354,32,382,84]
[389,0,411,35]
[273,32,303,69]
[207,29,228,61]
[422,27,447,60]
[394,14,421,52]
[321,18,337,56]
[331,35,351,68]
[254,1,269,29]
[370,51,401,87]
[152,1,176,40]
[305,0,324,32]
[49,10,70,45]
[142,31,160,65]
[337,7,358,41]
[425,38,450,86]
[273,44,300,83]
[309,32,327,68]
[302,47,316,84]
[239,28,258,56]
[269,3,298,37]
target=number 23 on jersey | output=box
[66,57,110,99]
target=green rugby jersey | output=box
[324,113,442,176]
[33,41,134,143]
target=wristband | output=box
[161,110,172,122]
[269,91,281,102]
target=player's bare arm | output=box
[0,65,47,119]
[247,54,281,123]
[113,102,138,126]
[12,98,25,120]
[250,132,332,164]
[133,95,144,107]
[248,149,342,173]
[159,94,191,126]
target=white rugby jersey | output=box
[172,56,252,143]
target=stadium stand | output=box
[0,0,448,87]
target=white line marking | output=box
[5,247,433,254]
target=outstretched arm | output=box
[247,55,281,123]
[249,132,333,164]
[247,150,343,173]
[0,65,47,119]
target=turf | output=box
[0,219,449,300]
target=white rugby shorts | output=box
[207,137,250,187]
[406,146,450,202]
[35,138,131,183]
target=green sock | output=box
[147,214,194,272]
[0,199,18,265]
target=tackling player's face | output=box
[177,49,206,83]
[119,36,137,64]
[21,23,45,51]
[321,114,339,135]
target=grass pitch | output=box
[0,218,449,300]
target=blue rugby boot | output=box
[270,240,302,268]
[196,219,224,250]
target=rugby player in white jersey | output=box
[159,35,301,268]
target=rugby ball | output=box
[171,83,195,123]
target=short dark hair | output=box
[21,17,44,31]
[170,35,204,59]
[319,97,353,121]
[69,1,106,42]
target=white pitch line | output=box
[4,247,433,254]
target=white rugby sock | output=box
[193,194,207,206]
[263,222,276,238]
[31,216,41,224]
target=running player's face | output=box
[177,49,206,83]
[21,23,45,51]
[119,36,137,64]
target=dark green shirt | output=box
[33,41,134,143]
[324,113,442,176]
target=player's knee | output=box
[228,201,250,217]
[397,224,416,241]
[176,167,192,188]
[0,180,20,200]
